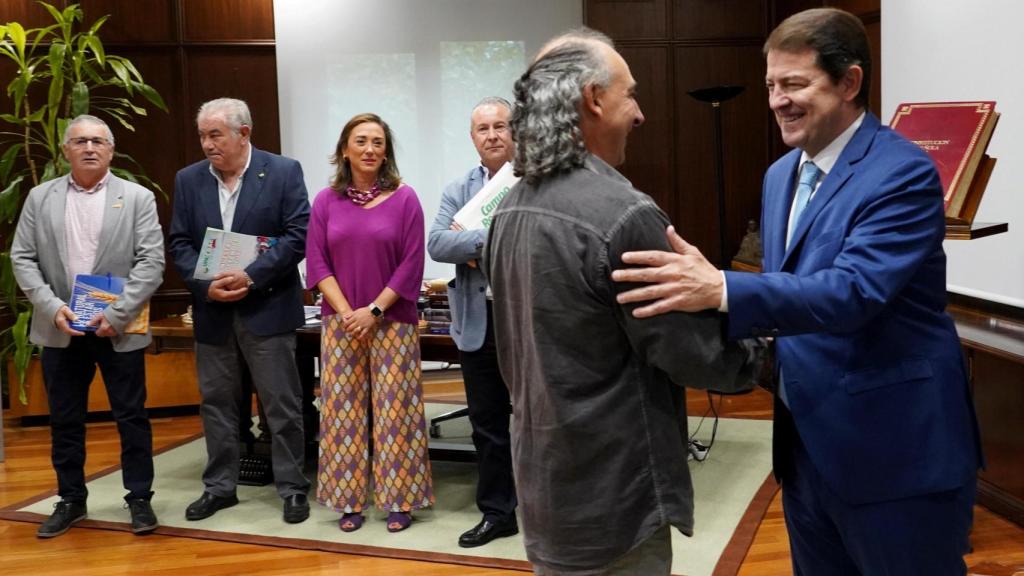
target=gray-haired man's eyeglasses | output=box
[68,137,111,148]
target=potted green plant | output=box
[0,2,166,405]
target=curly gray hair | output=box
[511,29,613,185]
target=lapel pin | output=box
[258,171,265,179]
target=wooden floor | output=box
[2,381,1023,575]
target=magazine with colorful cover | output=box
[69,274,149,334]
[194,227,278,280]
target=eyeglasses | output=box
[68,137,111,148]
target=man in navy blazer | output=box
[428,97,518,548]
[613,9,981,575]
[168,98,311,524]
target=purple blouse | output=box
[306,184,425,325]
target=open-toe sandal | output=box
[386,511,412,533]
[339,512,364,532]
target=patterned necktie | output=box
[786,161,822,248]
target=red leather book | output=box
[889,101,997,218]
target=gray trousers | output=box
[195,313,310,498]
[533,524,672,576]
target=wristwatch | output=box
[243,272,255,288]
[368,302,384,318]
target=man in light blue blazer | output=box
[427,97,518,548]
[613,9,981,575]
[12,115,165,538]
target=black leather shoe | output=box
[283,493,310,524]
[458,516,519,548]
[126,498,159,534]
[185,492,238,521]
[37,500,87,538]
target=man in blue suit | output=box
[428,97,518,548]
[613,9,981,575]
[169,98,311,524]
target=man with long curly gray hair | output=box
[484,28,762,576]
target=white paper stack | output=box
[452,162,520,230]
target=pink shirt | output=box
[306,184,425,325]
[65,172,110,281]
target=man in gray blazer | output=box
[11,115,165,538]
[427,97,518,548]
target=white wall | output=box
[274,0,582,279]
[884,1,1024,307]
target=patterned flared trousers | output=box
[317,315,434,513]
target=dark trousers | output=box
[459,303,517,522]
[195,313,310,498]
[775,401,975,576]
[41,335,153,502]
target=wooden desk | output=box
[948,305,1024,526]
[150,317,460,364]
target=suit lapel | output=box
[767,154,800,272]
[92,176,124,271]
[230,147,267,232]
[781,114,879,270]
[199,162,224,230]
[44,176,71,292]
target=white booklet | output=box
[193,227,278,280]
[452,162,520,230]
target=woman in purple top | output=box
[306,113,432,533]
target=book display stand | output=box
[889,101,1006,240]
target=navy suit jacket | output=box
[724,113,981,505]
[168,147,310,344]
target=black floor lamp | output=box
[685,86,751,457]
[687,85,745,269]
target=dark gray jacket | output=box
[484,155,760,572]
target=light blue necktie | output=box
[786,161,822,249]
[780,160,822,407]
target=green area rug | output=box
[2,404,775,576]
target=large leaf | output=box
[26,106,46,123]
[71,81,89,116]
[88,14,110,37]
[6,22,26,59]
[0,252,18,311]
[111,155,164,198]
[134,81,167,111]
[85,34,105,66]
[108,58,130,87]
[12,308,33,404]
[41,159,58,183]
[113,56,144,83]
[0,143,23,183]
[40,1,65,26]
[0,175,24,223]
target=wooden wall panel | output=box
[674,44,771,264]
[180,0,274,42]
[618,46,674,217]
[80,0,176,44]
[674,0,767,40]
[586,0,668,40]
[0,0,56,29]
[184,48,280,164]
[972,350,1024,523]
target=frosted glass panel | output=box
[274,1,582,278]
[440,41,525,183]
